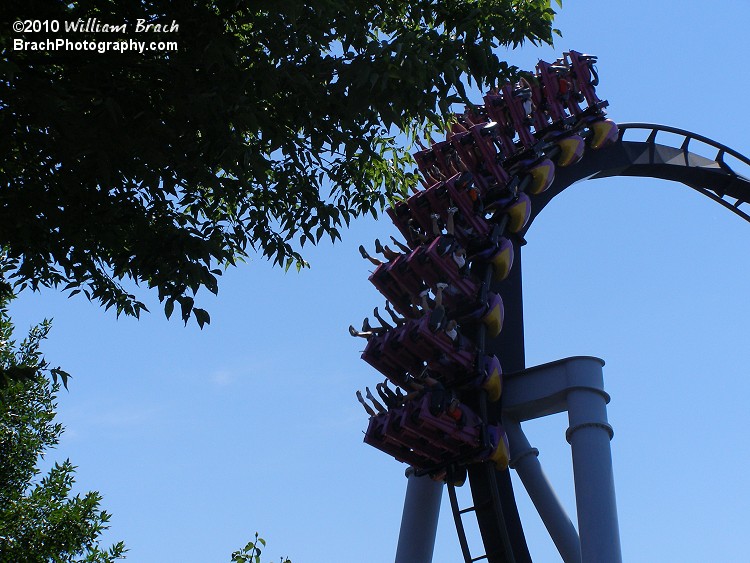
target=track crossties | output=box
[527,122,750,232]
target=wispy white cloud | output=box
[209,369,235,387]
[96,405,159,427]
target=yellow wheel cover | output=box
[556,135,584,167]
[482,371,502,402]
[489,437,510,470]
[482,302,504,338]
[491,246,514,282]
[590,119,619,150]
[527,158,555,195]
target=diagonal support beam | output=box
[505,420,581,563]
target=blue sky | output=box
[8,1,750,561]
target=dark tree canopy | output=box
[1,0,558,325]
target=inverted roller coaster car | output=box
[565,50,608,114]
[443,291,504,338]
[365,391,511,472]
[361,332,412,383]
[367,259,417,316]
[407,236,479,299]
[499,83,537,149]
[364,412,438,467]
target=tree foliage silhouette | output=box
[1,1,558,325]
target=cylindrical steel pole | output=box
[566,384,621,563]
[394,468,443,563]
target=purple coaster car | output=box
[364,413,435,467]
[405,316,476,373]
[535,59,574,125]
[386,201,424,250]
[565,50,608,116]
[480,94,518,158]
[361,331,411,384]
[407,236,479,299]
[367,259,415,316]
[499,83,537,149]
[363,393,480,468]
[364,392,511,471]
[407,189,438,235]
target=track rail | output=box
[448,220,529,563]
[524,122,750,234]
[616,123,750,222]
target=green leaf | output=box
[193,308,211,329]
[164,298,175,320]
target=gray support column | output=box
[506,420,582,563]
[394,468,443,563]
[566,387,621,563]
[503,356,622,563]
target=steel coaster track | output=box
[453,122,750,563]
[524,122,750,235]
[442,202,529,563]
[447,462,518,563]
[615,123,750,222]
[445,218,522,563]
